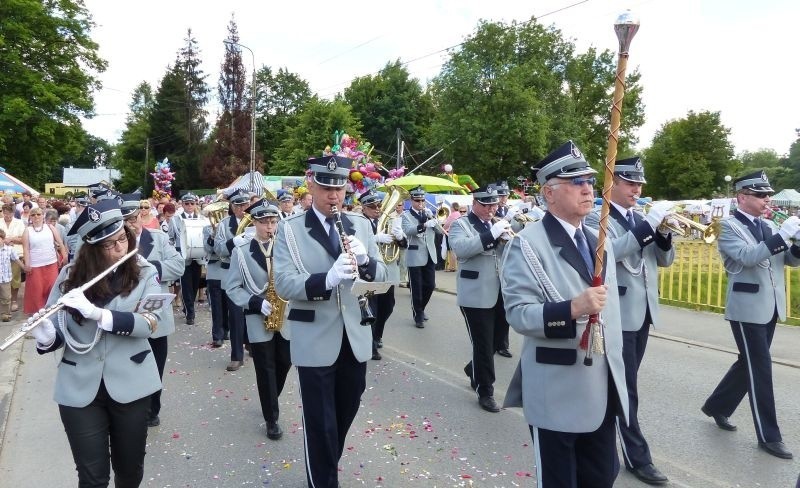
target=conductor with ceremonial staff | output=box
[449,185,513,413]
[225,200,291,441]
[273,155,387,488]
[585,157,674,485]
[401,186,442,328]
[501,141,628,488]
[701,170,800,460]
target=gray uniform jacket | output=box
[500,212,629,433]
[448,213,507,308]
[203,225,223,281]
[214,214,244,270]
[401,209,442,266]
[584,206,674,331]
[40,258,163,408]
[137,228,185,338]
[273,211,387,367]
[719,211,800,323]
[224,238,291,344]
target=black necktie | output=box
[574,229,594,275]
[753,218,764,242]
[626,210,636,229]
[326,217,340,253]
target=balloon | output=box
[349,171,363,182]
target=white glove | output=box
[346,235,368,265]
[490,219,512,239]
[645,201,672,230]
[424,219,438,229]
[392,229,406,241]
[261,299,273,316]
[505,206,519,220]
[375,233,394,244]
[60,289,103,321]
[326,253,355,288]
[233,234,249,247]
[425,209,434,219]
[32,318,56,347]
[779,216,800,242]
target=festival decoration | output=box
[151,157,175,200]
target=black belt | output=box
[220,262,230,269]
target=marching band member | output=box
[584,158,674,485]
[120,192,185,428]
[492,180,514,358]
[202,205,229,348]
[401,186,442,328]
[273,156,387,488]
[702,170,800,460]
[213,189,250,371]
[224,200,291,440]
[501,141,628,487]
[171,193,205,326]
[31,199,164,487]
[449,185,512,413]
[278,190,296,219]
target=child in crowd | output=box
[0,229,23,321]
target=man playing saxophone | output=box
[224,200,291,441]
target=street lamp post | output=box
[223,40,257,193]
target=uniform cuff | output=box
[306,272,333,301]
[247,295,263,314]
[632,221,657,248]
[358,257,378,282]
[543,301,576,339]
[654,231,672,251]
[479,230,497,250]
[766,233,789,255]
[108,311,135,336]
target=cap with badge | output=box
[307,155,352,187]
[409,186,426,200]
[180,192,199,203]
[492,181,510,196]
[532,140,597,185]
[734,170,774,194]
[358,189,383,206]
[88,183,114,200]
[227,189,250,205]
[117,192,142,218]
[277,189,294,202]
[472,185,500,205]
[67,199,125,244]
[614,156,646,183]
[245,199,280,220]
[75,195,89,206]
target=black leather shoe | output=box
[185,317,194,325]
[146,415,160,428]
[371,350,382,360]
[376,339,383,349]
[266,421,283,440]
[701,405,736,431]
[212,340,223,348]
[478,396,500,413]
[759,441,793,459]
[496,349,513,358]
[627,464,668,485]
[415,321,424,329]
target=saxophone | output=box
[264,239,287,332]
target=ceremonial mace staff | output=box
[582,10,640,366]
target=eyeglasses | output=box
[124,214,139,223]
[100,234,129,250]
[550,176,597,187]
[183,202,196,206]
[140,206,150,210]
[412,199,426,203]
[743,192,769,199]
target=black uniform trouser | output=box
[297,335,366,488]
[370,285,395,347]
[617,316,652,469]
[206,279,229,341]
[703,311,781,443]
[180,260,202,320]
[531,379,621,488]
[460,292,504,398]
[408,256,435,323]
[493,293,510,351]
[227,294,247,361]
[59,382,150,488]
[147,335,168,418]
[251,334,292,423]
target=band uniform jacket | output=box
[273,211,387,367]
[213,214,243,271]
[401,209,442,266]
[500,213,629,433]
[224,238,291,344]
[40,258,164,408]
[448,213,506,308]
[203,225,224,282]
[137,228,185,338]
[584,207,674,331]
[719,211,800,324]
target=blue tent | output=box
[0,167,38,195]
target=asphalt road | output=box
[0,282,798,487]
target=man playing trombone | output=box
[584,157,673,485]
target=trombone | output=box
[644,203,720,244]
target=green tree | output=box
[270,98,361,175]
[644,111,736,199]
[425,19,643,184]
[112,82,154,192]
[0,0,107,189]
[774,133,800,190]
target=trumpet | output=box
[0,249,139,351]
[491,217,516,238]
[644,203,720,244]
[424,201,449,233]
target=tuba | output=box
[203,199,230,233]
[376,186,409,263]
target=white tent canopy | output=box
[770,189,800,207]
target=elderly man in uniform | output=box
[449,185,513,413]
[172,193,206,326]
[225,200,291,440]
[402,186,442,328]
[274,156,387,488]
[277,190,296,219]
[701,170,800,460]
[584,157,674,485]
[501,141,629,488]
[214,189,251,371]
[120,192,185,428]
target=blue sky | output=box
[81,0,800,157]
